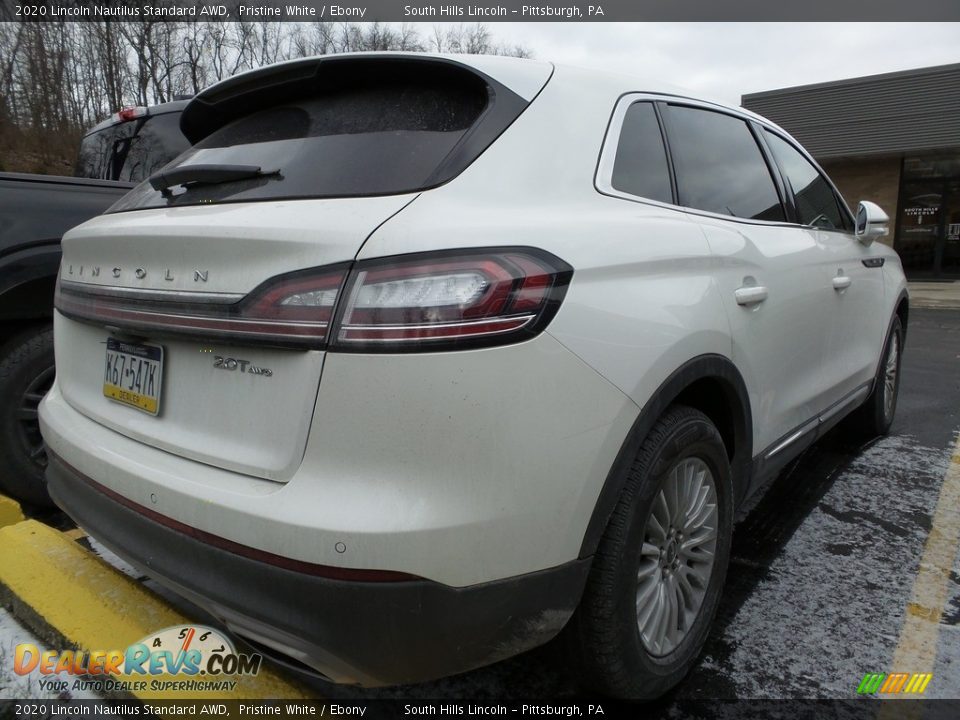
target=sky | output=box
[464,23,960,106]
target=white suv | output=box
[39,54,907,698]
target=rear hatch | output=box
[54,54,551,482]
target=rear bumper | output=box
[47,452,590,686]
[40,329,637,587]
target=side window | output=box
[610,102,673,204]
[764,131,850,231]
[663,105,785,222]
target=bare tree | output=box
[0,21,532,174]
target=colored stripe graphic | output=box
[905,674,921,693]
[858,673,886,694]
[890,673,910,693]
[858,672,933,694]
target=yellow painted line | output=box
[0,495,25,527]
[0,520,312,700]
[878,433,960,710]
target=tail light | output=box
[55,248,572,352]
[332,249,572,351]
[55,265,350,349]
[116,106,147,122]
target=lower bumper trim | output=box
[47,451,591,686]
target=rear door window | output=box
[610,102,673,204]
[663,105,785,222]
[764,131,852,231]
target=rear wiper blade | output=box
[148,164,280,196]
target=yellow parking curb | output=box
[0,520,312,700]
[0,495,25,527]
[62,526,87,540]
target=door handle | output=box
[832,276,852,291]
[735,286,768,306]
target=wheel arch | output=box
[0,244,60,325]
[578,353,752,559]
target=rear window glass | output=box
[110,78,491,212]
[76,112,189,183]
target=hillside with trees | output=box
[0,21,530,175]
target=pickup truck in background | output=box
[0,99,189,506]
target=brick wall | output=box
[820,155,902,247]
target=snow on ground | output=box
[0,608,100,701]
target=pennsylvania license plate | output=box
[103,338,164,415]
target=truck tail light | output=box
[54,248,572,352]
[116,106,147,122]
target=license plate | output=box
[103,338,164,415]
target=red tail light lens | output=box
[55,266,350,349]
[116,106,147,122]
[55,249,572,352]
[332,249,572,351]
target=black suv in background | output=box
[0,100,189,506]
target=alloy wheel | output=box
[883,332,899,423]
[636,457,718,657]
[17,365,55,470]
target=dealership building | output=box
[742,63,960,279]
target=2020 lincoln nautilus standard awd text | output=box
[39,53,907,698]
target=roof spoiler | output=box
[179,54,550,144]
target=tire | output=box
[0,324,56,508]
[844,315,903,440]
[565,405,733,699]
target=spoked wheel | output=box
[844,314,903,440]
[18,364,55,471]
[637,457,719,658]
[0,325,56,507]
[881,328,900,427]
[566,405,733,699]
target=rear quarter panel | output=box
[359,64,734,412]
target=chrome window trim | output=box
[595,92,828,231]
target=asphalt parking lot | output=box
[314,307,960,702]
[2,308,958,705]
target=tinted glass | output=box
[765,131,848,230]
[111,80,489,212]
[76,121,135,181]
[76,112,188,182]
[119,113,190,182]
[611,102,672,203]
[664,106,784,221]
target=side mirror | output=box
[855,201,889,246]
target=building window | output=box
[896,152,960,278]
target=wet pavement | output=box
[11,310,959,706]
[307,308,960,702]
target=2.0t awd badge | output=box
[212,356,273,377]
